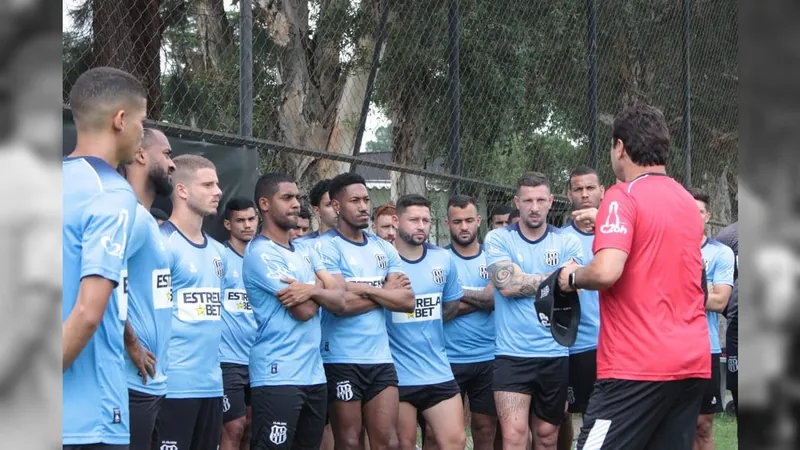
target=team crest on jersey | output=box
[479,264,489,280]
[432,267,445,285]
[544,250,559,267]
[213,257,224,278]
[375,253,388,270]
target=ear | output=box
[392,214,399,227]
[331,198,341,216]
[223,219,232,231]
[259,196,269,214]
[174,183,189,200]
[112,109,126,133]
[135,147,147,165]
[476,215,482,227]
[513,195,520,209]
[547,194,554,206]
[444,218,450,227]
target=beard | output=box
[399,229,425,246]
[450,231,476,246]
[272,212,299,231]
[148,166,174,197]
[342,214,369,230]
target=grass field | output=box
[445,413,740,449]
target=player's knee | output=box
[434,426,466,450]
[338,430,364,450]
[470,416,496,442]
[695,416,714,441]
[533,421,559,446]
[499,422,528,447]
[223,416,247,441]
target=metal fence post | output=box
[682,0,692,187]
[239,0,253,138]
[587,0,598,169]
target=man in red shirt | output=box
[558,104,710,450]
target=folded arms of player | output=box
[460,284,495,311]
[345,272,415,313]
[489,261,553,298]
[62,276,115,371]
[277,270,346,321]
[705,283,732,313]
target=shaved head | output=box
[172,154,216,186]
[69,67,146,130]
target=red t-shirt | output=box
[592,173,710,381]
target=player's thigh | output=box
[420,385,466,447]
[492,356,537,432]
[362,363,400,405]
[292,384,329,450]
[190,397,223,450]
[465,360,497,418]
[154,397,202,450]
[223,363,250,424]
[128,389,164,450]
[363,385,400,446]
[396,401,419,450]
[698,354,723,416]
[324,364,365,441]
[250,386,305,450]
[646,378,706,450]
[525,357,569,428]
[575,380,670,450]
[567,350,597,415]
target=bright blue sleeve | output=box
[712,245,735,286]
[442,254,464,303]
[383,241,404,275]
[80,192,138,284]
[484,230,512,267]
[309,247,325,273]
[250,247,292,296]
[562,233,585,266]
[318,239,342,275]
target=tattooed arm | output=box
[488,261,552,298]
[443,301,461,322]
[460,284,494,311]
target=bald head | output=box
[141,128,169,153]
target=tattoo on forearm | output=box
[462,290,494,310]
[443,301,460,322]
[489,262,550,297]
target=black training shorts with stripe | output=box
[250,384,327,450]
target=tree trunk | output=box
[390,79,428,199]
[194,0,233,71]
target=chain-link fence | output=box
[62,0,737,241]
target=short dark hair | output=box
[298,206,313,220]
[489,205,514,219]
[328,173,367,201]
[69,67,147,128]
[612,104,670,167]
[569,165,598,180]
[447,194,476,210]
[254,172,295,209]
[689,187,711,208]
[396,194,431,216]
[225,196,257,220]
[516,171,551,191]
[309,179,331,207]
[509,209,520,220]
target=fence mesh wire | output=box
[62,0,737,238]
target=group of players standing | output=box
[63,66,738,450]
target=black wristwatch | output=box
[568,272,577,290]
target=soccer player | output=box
[155,155,229,450]
[63,67,146,449]
[508,209,520,226]
[316,172,415,450]
[559,104,710,450]
[302,179,339,241]
[243,172,345,450]
[714,221,738,412]
[690,188,735,450]
[121,128,177,450]
[389,194,466,450]
[220,197,259,450]
[439,194,496,450]
[292,206,312,239]
[372,203,397,243]
[556,166,604,450]
[485,172,583,450]
[488,205,514,230]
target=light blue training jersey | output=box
[484,224,584,358]
[63,156,138,445]
[243,235,327,386]
[316,229,404,364]
[160,221,228,398]
[443,245,494,364]
[560,221,600,354]
[125,203,173,395]
[219,242,257,365]
[701,237,735,354]
[387,244,463,386]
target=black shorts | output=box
[576,378,706,450]
[700,354,723,415]
[399,379,461,412]
[323,363,398,405]
[568,350,597,414]
[250,384,327,450]
[493,355,569,426]
[63,446,127,450]
[154,397,223,450]
[726,335,738,393]
[223,363,251,423]
[451,361,496,417]
[128,389,164,450]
